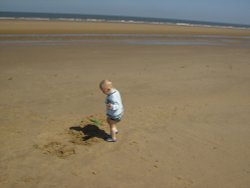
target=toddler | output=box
[99,80,124,142]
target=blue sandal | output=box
[105,137,117,142]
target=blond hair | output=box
[99,79,113,90]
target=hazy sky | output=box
[0,0,250,25]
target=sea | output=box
[1,11,250,47]
[1,11,250,30]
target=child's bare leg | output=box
[107,118,118,140]
[111,124,117,140]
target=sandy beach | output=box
[0,20,250,188]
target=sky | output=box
[0,0,250,25]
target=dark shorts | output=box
[107,114,122,122]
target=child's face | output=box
[100,86,110,95]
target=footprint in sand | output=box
[34,141,76,158]
[175,176,194,187]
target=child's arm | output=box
[108,102,120,110]
[107,90,122,110]
[106,103,112,109]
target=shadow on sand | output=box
[69,124,109,141]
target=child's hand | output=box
[106,103,112,109]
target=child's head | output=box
[99,80,113,94]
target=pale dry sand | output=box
[1,20,250,36]
[0,21,250,188]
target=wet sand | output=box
[0,20,250,188]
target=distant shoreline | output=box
[1,11,250,30]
